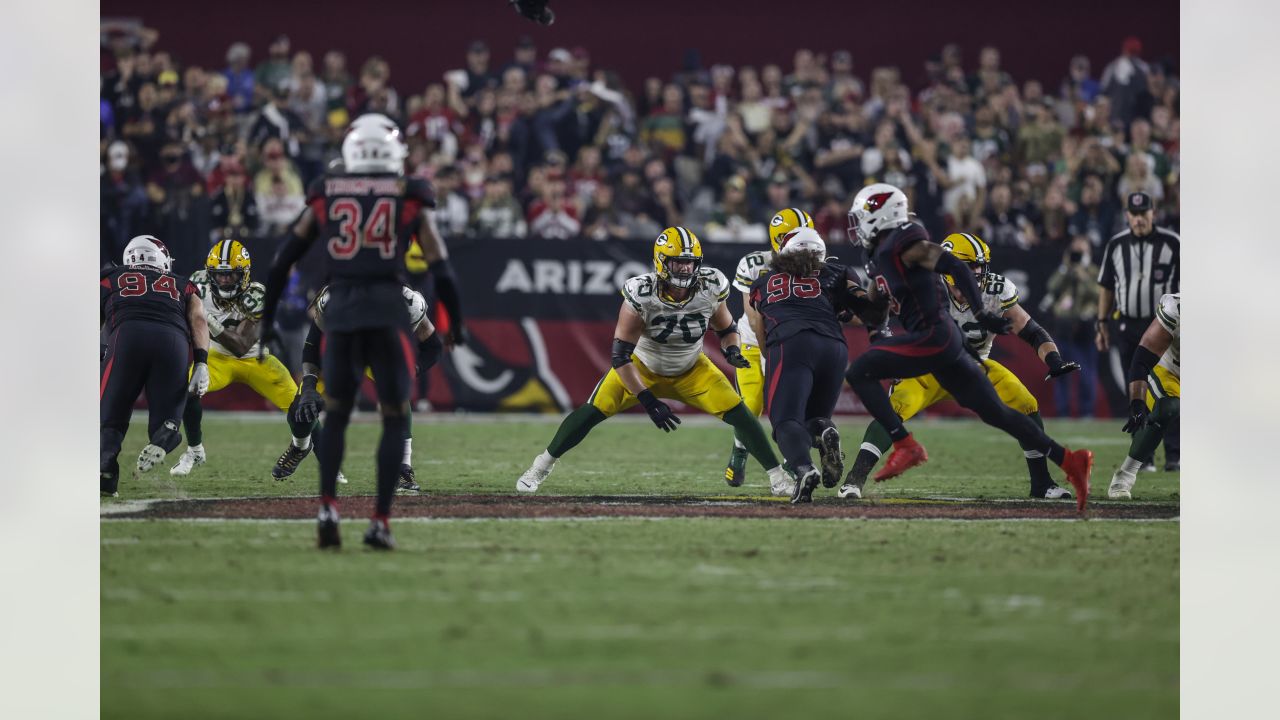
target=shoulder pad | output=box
[241,283,267,319]
[733,251,770,291]
[701,267,730,302]
[1156,293,1179,333]
[620,274,656,312]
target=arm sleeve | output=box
[933,251,986,311]
[417,331,444,371]
[427,258,464,328]
[1097,241,1116,288]
[301,320,323,369]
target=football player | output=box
[516,227,796,496]
[282,284,443,492]
[101,236,210,495]
[840,233,1081,500]
[169,240,323,479]
[746,227,882,503]
[259,113,459,550]
[842,184,1093,513]
[1109,293,1180,499]
[723,207,814,487]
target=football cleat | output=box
[1034,484,1073,500]
[337,471,348,485]
[767,466,797,497]
[517,456,554,493]
[790,465,821,504]
[837,483,863,500]
[170,446,206,476]
[101,458,120,496]
[1108,469,1136,500]
[317,504,341,550]
[137,444,166,473]
[724,446,749,487]
[1060,448,1094,513]
[874,436,928,482]
[396,464,421,492]
[363,518,396,550]
[272,443,311,480]
[1140,461,1157,472]
[817,426,845,488]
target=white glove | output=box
[189,362,210,397]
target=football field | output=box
[101,414,1179,719]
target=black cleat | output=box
[317,505,341,550]
[817,426,845,488]
[1164,459,1180,472]
[396,464,421,492]
[790,465,820,504]
[101,458,120,497]
[273,443,312,480]
[363,518,396,550]
[724,446,748,487]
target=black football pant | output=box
[845,324,1066,464]
[1111,316,1179,463]
[100,323,190,490]
[317,326,414,517]
[765,332,848,472]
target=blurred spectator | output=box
[247,82,307,164]
[223,42,254,114]
[469,175,527,238]
[208,159,259,243]
[581,184,629,240]
[1100,36,1150,125]
[121,82,164,168]
[982,183,1038,249]
[146,141,209,274]
[704,176,766,242]
[1038,236,1101,417]
[432,165,471,238]
[527,174,581,239]
[1060,54,1100,104]
[321,51,352,113]
[942,136,987,230]
[641,83,687,156]
[254,35,293,104]
[253,138,305,236]
[461,40,497,99]
[1067,174,1116,251]
[101,141,149,264]
[1116,152,1163,205]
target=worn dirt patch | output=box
[104,494,1178,521]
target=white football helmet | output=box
[123,235,172,272]
[342,114,407,174]
[778,226,827,258]
[402,286,428,327]
[847,183,910,249]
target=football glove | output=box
[188,362,210,397]
[637,389,681,432]
[975,311,1013,335]
[724,345,751,369]
[1044,352,1081,381]
[294,375,324,425]
[1122,399,1150,434]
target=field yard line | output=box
[100,515,1177,524]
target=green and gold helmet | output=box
[653,226,704,289]
[940,232,991,287]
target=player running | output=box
[723,207,813,487]
[260,113,458,550]
[1109,293,1180,499]
[168,240,321,479]
[101,235,210,495]
[840,233,1082,500]
[281,284,443,492]
[516,227,796,496]
[746,227,881,503]
[842,184,1094,514]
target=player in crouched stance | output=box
[745,227,880,503]
[1109,293,1180,499]
[517,227,795,496]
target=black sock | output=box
[317,408,351,501]
[848,449,879,485]
[1024,412,1055,494]
[376,414,409,517]
[183,395,203,446]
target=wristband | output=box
[714,322,739,339]
[636,389,659,408]
[1044,350,1064,368]
[193,348,209,364]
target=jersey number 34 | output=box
[328,198,396,260]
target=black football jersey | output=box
[865,223,951,333]
[305,172,436,331]
[749,262,860,347]
[100,266,197,335]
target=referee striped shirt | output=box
[1097,226,1180,319]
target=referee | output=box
[1095,191,1180,470]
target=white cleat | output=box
[137,444,166,473]
[170,446,206,476]
[337,471,348,485]
[767,466,796,497]
[517,465,551,493]
[1038,485,1074,500]
[1108,470,1136,499]
[837,483,863,500]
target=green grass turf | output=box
[105,414,1180,502]
[102,518,1178,719]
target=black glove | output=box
[637,389,680,432]
[1121,399,1149,434]
[447,324,468,348]
[723,345,751,369]
[975,311,1013,335]
[295,375,324,425]
[1044,351,1081,381]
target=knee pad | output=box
[150,419,183,453]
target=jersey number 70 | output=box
[328,198,396,260]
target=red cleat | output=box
[1060,448,1094,515]
[874,435,928,482]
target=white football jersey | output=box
[313,285,428,333]
[1154,293,1180,377]
[191,270,267,358]
[947,272,1020,361]
[621,268,731,376]
[731,250,772,347]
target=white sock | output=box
[860,442,883,458]
[402,437,413,466]
[1120,457,1143,474]
[534,450,557,471]
[292,435,311,451]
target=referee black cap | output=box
[1126,192,1154,213]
